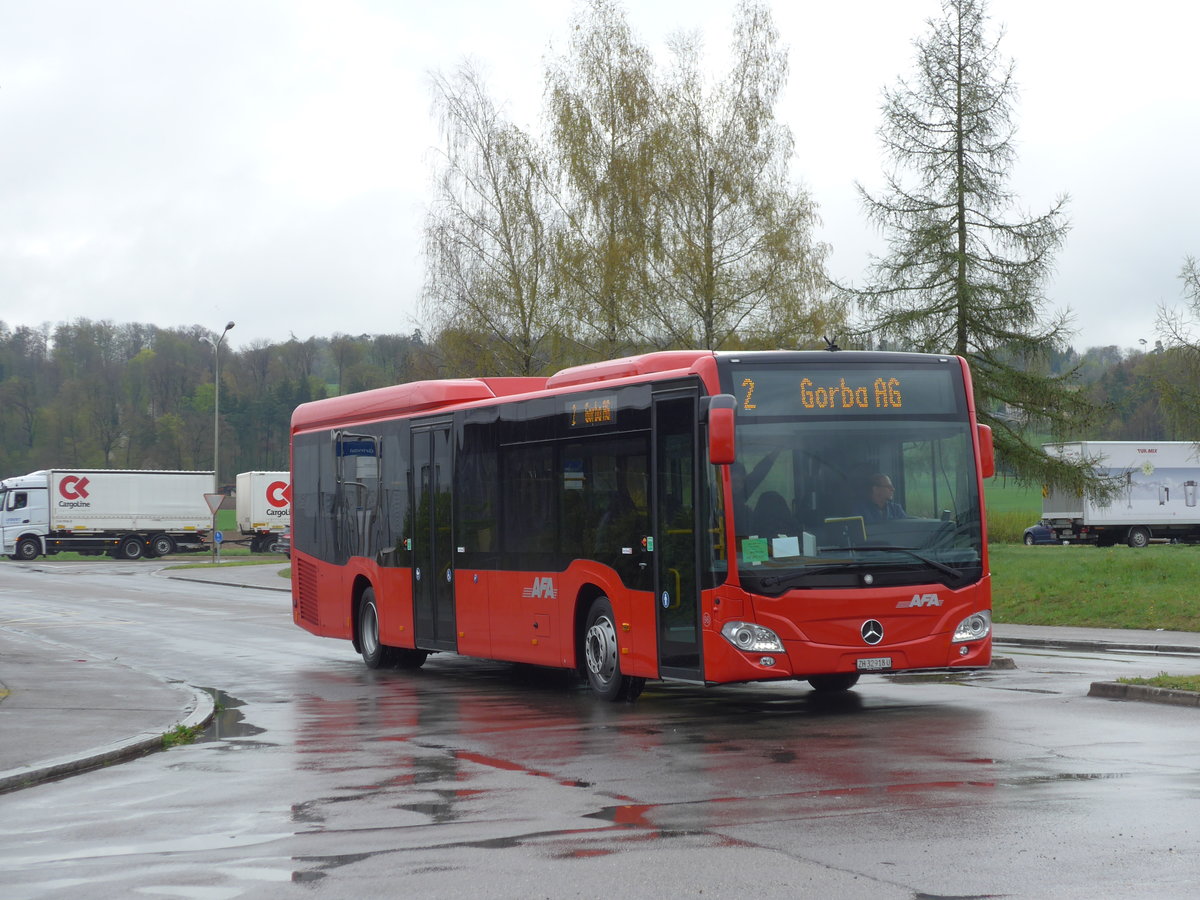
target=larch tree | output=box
[854,0,1101,491]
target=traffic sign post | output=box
[204,493,224,564]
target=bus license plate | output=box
[857,657,892,671]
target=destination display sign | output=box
[566,393,617,428]
[733,365,961,417]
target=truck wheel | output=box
[148,534,176,558]
[118,537,146,560]
[15,537,40,561]
[1127,526,1151,549]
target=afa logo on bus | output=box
[523,577,557,600]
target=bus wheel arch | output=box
[579,592,644,702]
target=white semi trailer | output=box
[0,469,213,560]
[1042,441,1200,547]
[235,470,291,552]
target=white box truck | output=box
[0,469,213,560]
[1043,441,1200,547]
[235,471,291,552]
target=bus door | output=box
[653,390,703,682]
[412,421,457,652]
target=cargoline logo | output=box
[59,475,90,500]
[266,481,290,509]
[523,577,557,600]
[897,592,943,608]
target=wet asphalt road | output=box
[0,562,1197,899]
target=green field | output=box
[985,478,1043,543]
[990,543,1200,631]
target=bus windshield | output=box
[722,359,984,593]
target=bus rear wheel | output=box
[582,596,643,702]
[358,588,397,669]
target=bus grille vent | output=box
[297,558,319,626]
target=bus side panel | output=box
[292,550,354,641]
[375,566,419,651]
[454,568,492,660]
[484,570,563,668]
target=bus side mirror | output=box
[706,394,737,466]
[977,424,995,479]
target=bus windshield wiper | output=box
[758,562,859,589]
[757,546,965,591]
[854,545,965,583]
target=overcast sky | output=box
[2,0,1197,356]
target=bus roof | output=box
[290,351,721,432]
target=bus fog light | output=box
[953,611,992,643]
[760,656,776,667]
[959,645,970,656]
[721,621,784,653]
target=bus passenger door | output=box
[653,390,703,682]
[412,422,456,652]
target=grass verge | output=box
[989,543,1200,632]
[1118,673,1200,691]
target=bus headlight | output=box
[721,621,784,653]
[952,610,992,643]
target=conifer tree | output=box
[855,0,1099,490]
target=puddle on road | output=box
[195,688,272,746]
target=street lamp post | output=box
[200,321,236,493]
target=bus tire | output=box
[807,673,860,693]
[15,537,40,561]
[395,648,428,670]
[1127,526,1151,549]
[358,588,397,669]
[582,595,638,702]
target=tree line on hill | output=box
[1,316,1195,483]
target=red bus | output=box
[290,349,994,701]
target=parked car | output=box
[269,529,290,558]
[1023,520,1057,545]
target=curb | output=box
[165,573,290,592]
[996,637,1200,657]
[0,683,216,795]
[1088,681,1200,708]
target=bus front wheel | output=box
[807,673,860,693]
[582,595,643,702]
